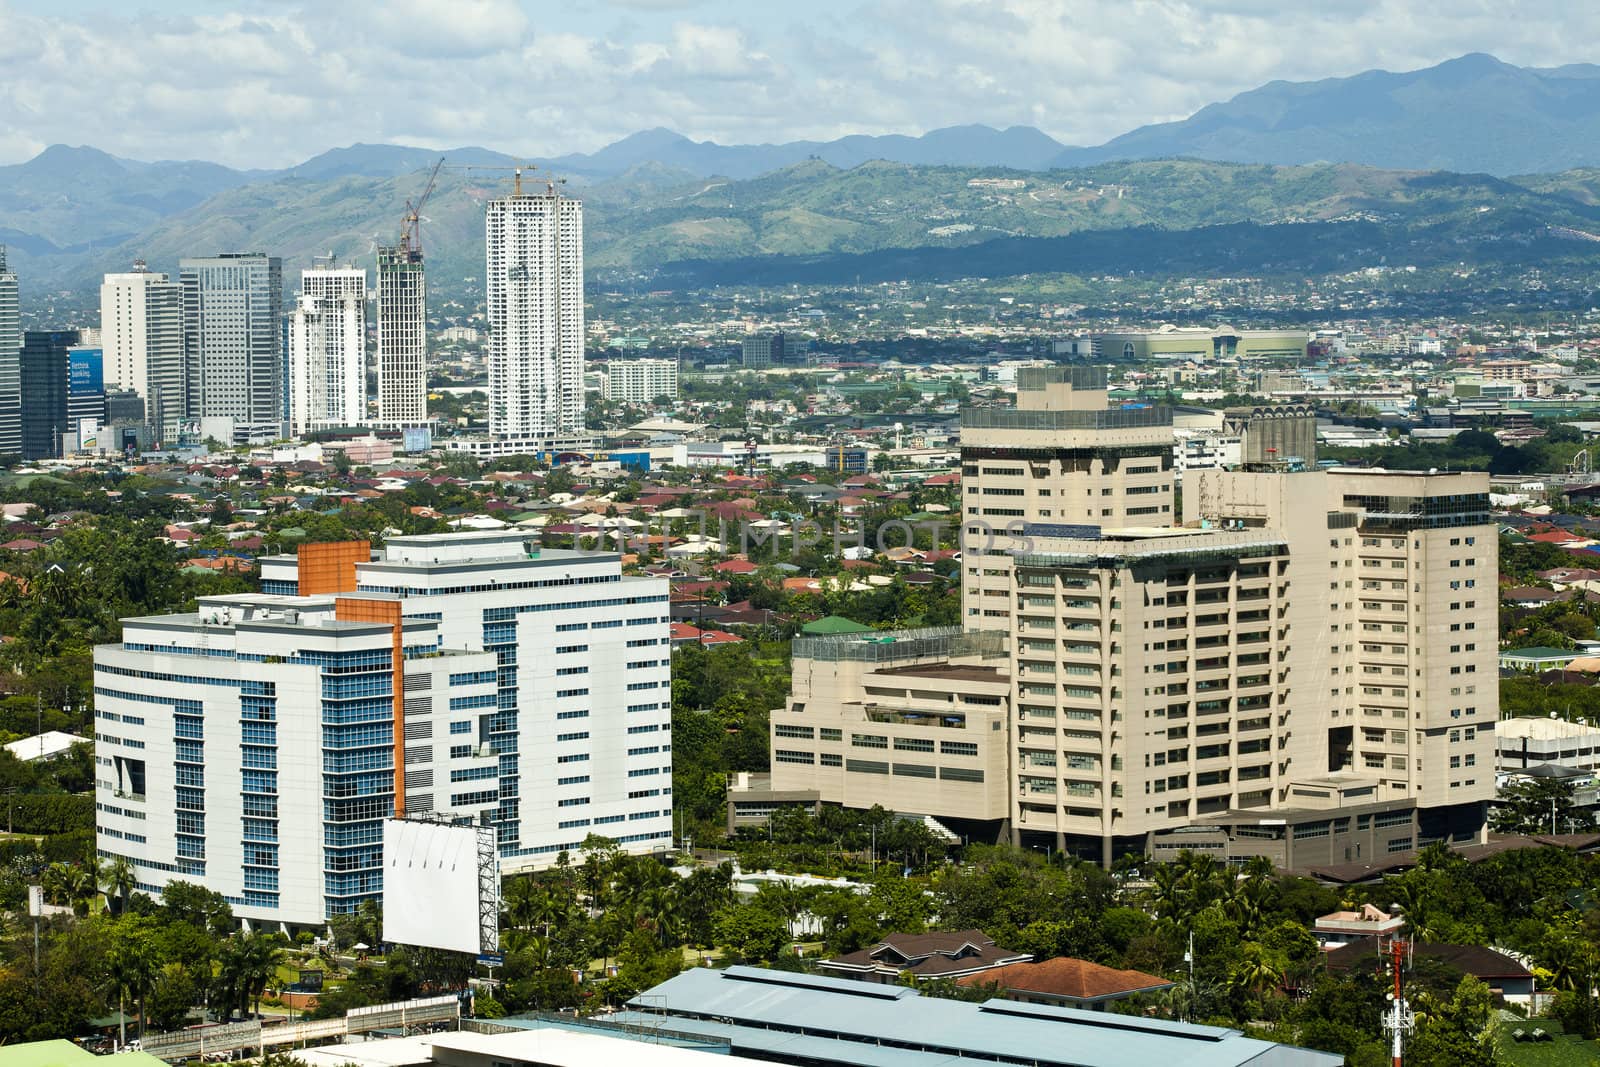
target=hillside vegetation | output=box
[9,157,1600,296]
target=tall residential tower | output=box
[485,181,584,442]
[0,247,21,456]
[288,266,367,435]
[375,247,427,426]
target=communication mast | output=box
[1380,935,1415,1067]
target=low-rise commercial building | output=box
[768,628,1011,837]
[617,965,1343,1066]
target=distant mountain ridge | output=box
[10,53,1600,297]
[1052,53,1600,175]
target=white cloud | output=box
[0,0,1595,166]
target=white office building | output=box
[257,534,673,867]
[486,186,585,444]
[180,252,284,444]
[376,245,428,427]
[101,264,184,444]
[289,267,367,436]
[1172,428,1242,482]
[95,594,499,926]
[605,359,679,404]
[96,531,674,929]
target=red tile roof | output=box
[954,957,1173,1002]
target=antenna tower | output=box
[1380,936,1415,1067]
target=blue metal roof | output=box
[625,966,1342,1067]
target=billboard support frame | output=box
[385,812,501,956]
[476,823,499,956]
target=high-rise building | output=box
[0,247,21,457]
[97,532,674,928]
[764,364,1498,867]
[19,330,78,460]
[101,264,184,445]
[740,332,806,369]
[179,253,283,444]
[486,185,584,442]
[94,589,502,925]
[604,358,679,403]
[259,532,671,860]
[960,366,1175,616]
[288,267,367,436]
[375,246,428,427]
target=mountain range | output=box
[8,53,1600,298]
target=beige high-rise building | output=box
[100,264,183,444]
[1185,468,1498,817]
[762,362,1496,865]
[960,366,1175,625]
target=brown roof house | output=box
[1325,942,1535,1000]
[955,957,1173,1011]
[818,930,1030,984]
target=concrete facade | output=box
[606,359,680,403]
[94,593,500,927]
[179,253,284,444]
[258,531,673,867]
[100,265,184,444]
[486,189,584,441]
[0,246,19,457]
[768,628,1011,828]
[289,267,367,435]
[1095,327,1309,363]
[772,363,1495,863]
[375,246,428,427]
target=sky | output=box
[2,0,1599,168]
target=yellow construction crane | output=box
[448,161,567,198]
[400,157,445,254]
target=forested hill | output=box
[9,156,1600,297]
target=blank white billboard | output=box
[382,819,483,955]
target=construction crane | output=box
[400,157,446,254]
[448,161,566,198]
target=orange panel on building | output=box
[334,596,407,817]
[298,540,372,595]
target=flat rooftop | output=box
[622,965,1341,1067]
[871,663,1009,684]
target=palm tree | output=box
[638,883,683,948]
[64,864,94,915]
[222,931,285,1018]
[1228,945,1284,1000]
[1543,936,1595,993]
[1148,863,1187,925]
[503,876,543,932]
[107,918,160,1043]
[100,856,135,917]
[42,861,70,906]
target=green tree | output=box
[715,903,790,964]
[99,856,135,917]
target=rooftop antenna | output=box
[1380,934,1415,1067]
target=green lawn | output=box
[1497,1020,1600,1067]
